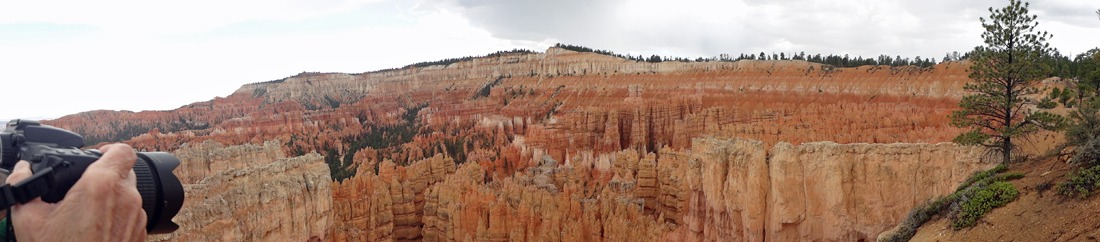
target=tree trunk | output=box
[1003,136,1012,163]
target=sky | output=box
[1,0,1098,122]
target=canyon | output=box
[328,138,992,241]
[42,47,994,241]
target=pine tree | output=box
[1064,49,1100,147]
[646,55,663,63]
[950,0,1063,163]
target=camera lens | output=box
[0,133,15,168]
[134,152,185,234]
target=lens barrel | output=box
[0,133,15,168]
[134,152,184,234]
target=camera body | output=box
[0,119,184,234]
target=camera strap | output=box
[0,167,56,211]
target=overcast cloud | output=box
[0,0,1097,121]
[432,0,1098,58]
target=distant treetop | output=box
[402,49,536,69]
[361,49,537,74]
[553,43,967,68]
[259,44,1002,81]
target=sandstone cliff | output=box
[46,47,969,157]
[148,140,333,242]
[328,138,995,242]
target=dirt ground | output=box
[911,154,1100,242]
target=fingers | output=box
[8,159,53,214]
[89,143,138,180]
[5,161,31,185]
[71,143,139,201]
[8,143,148,242]
[8,160,52,239]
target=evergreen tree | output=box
[950,0,1062,163]
[646,55,663,63]
[1063,48,1100,147]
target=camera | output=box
[0,119,183,234]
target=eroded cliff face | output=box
[46,47,969,156]
[680,139,992,242]
[328,138,994,242]
[148,140,333,242]
[331,150,676,242]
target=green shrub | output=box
[886,165,1019,241]
[1071,138,1100,165]
[1057,165,1100,199]
[881,195,957,242]
[956,164,1009,192]
[1001,171,1026,180]
[953,181,1019,229]
[1037,97,1058,109]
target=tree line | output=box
[363,49,537,74]
[729,52,945,68]
[555,43,969,68]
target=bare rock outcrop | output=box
[148,141,333,242]
[661,138,992,242]
[329,154,457,242]
[325,137,992,242]
[677,138,770,242]
[764,141,988,241]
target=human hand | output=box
[5,143,147,241]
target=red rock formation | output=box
[663,139,994,242]
[326,137,993,242]
[46,47,970,159]
[148,140,332,242]
[330,154,457,242]
[35,47,999,241]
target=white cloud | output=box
[433,0,1097,59]
[0,0,1097,120]
[0,0,527,120]
[0,0,384,34]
